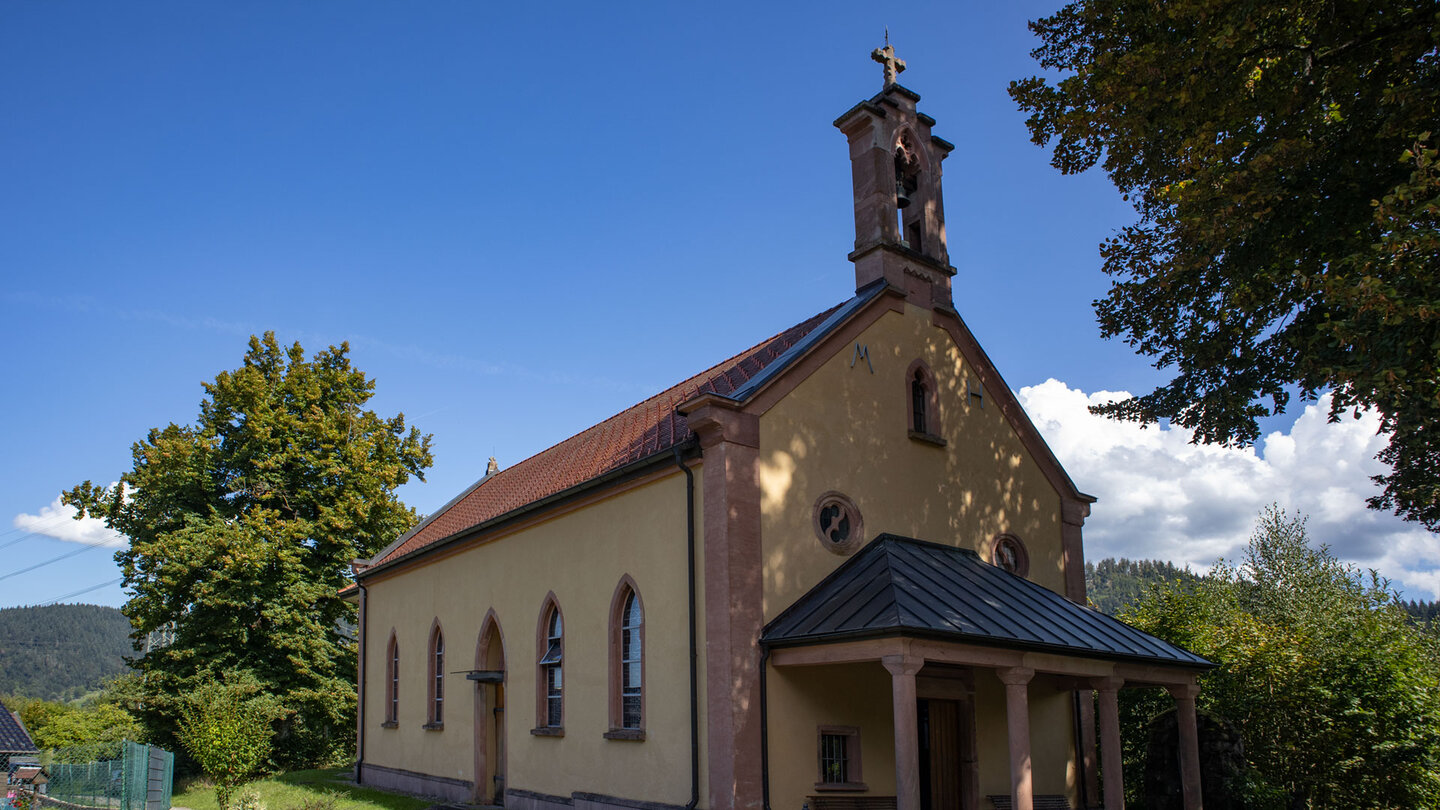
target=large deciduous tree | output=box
[1121,507,1440,807]
[65,333,432,767]
[1011,0,1440,528]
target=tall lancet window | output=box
[620,589,643,729]
[427,623,445,726]
[912,369,928,433]
[538,602,564,729]
[907,359,941,443]
[384,632,399,727]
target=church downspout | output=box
[760,645,772,810]
[673,444,701,810]
[355,581,368,785]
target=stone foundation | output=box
[358,763,473,802]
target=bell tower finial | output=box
[834,43,957,308]
[871,31,906,87]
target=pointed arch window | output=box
[906,359,945,445]
[383,632,399,728]
[426,622,445,728]
[533,596,564,735]
[606,578,645,739]
[912,370,928,433]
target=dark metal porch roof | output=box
[762,534,1213,669]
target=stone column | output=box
[1076,696,1100,807]
[682,399,764,810]
[1167,682,1203,810]
[882,655,924,810]
[1091,676,1125,810]
[997,667,1035,810]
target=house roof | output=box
[762,534,1214,669]
[0,701,37,755]
[363,283,890,572]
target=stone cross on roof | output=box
[871,32,906,87]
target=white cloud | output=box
[12,493,127,549]
[1018,379,1440,600]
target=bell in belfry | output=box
[895,177,912,209]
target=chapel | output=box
[349,44,1212,810]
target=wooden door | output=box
[926,699,963,810]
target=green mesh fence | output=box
[39,741,173,810]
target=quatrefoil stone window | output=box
[991,533,1030,577]
[812,492,864,556]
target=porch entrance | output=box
[917,697,977,810]
[762,534,1213,810]
[473,616,506,806]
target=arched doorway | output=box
[473,611,506,805]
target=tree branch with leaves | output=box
[1011,0,1440,528]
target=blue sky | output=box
[3,1,1436,609]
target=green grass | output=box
[172,769,436,810]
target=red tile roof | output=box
[367,304,841,569]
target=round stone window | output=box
[812,491,864,556]
[991,533,1029,577]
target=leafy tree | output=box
[6,681,144,750]
[1011,0,1440,528]
[1121,506,1440,808]
[64,333,432,767]
[30,701,142,749]
[176,672,285,810]
[16,698,71,741]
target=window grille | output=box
[432,630,445,724]
[912,370,928,433]
[387,636,399,723]
[620,590,643,729]
[820,733,849,784]
[542,609,563,727]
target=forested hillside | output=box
[1086,558,1440,626]
[1404,598,1440,624]
[1084,558,1201,615]
[0,604,133,700]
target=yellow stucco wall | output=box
[362,469,706,804]
[758,301,1078,806]
[767,662,900,805]
[766,664,1078,810]
[972,675,1078,801]
[757,302,1066,617]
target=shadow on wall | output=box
[757,321,1063,615]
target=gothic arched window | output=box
[536,596,564,731]
[384,632,399,727]
[427,622,445,727]
[608,578,645,736]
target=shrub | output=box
[175,672,287,809]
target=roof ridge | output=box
[366,295,854,571]
[477,305,841,491]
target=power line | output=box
[0,527,104,552]
[0,512,74,543]
[0,543,106,582]
[0,533,48,552]
[39,578,125,606]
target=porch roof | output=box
[761,534,1213,669]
